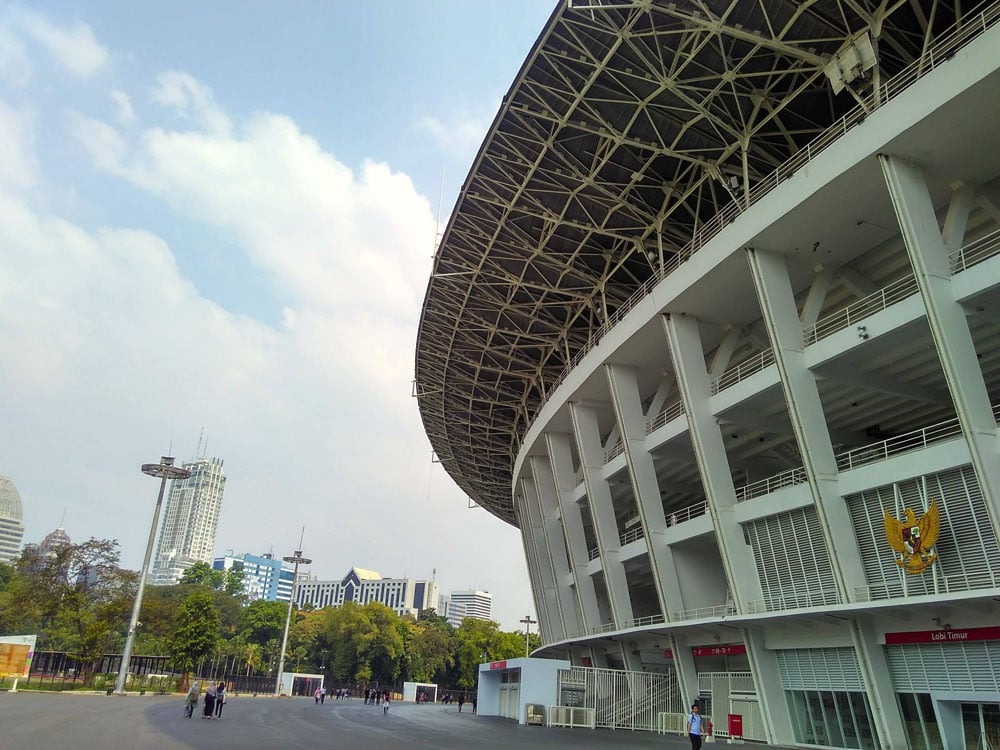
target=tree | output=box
[240,599,287,647]
[168,589,220,678]
[179,561,225,589]
[452,618,524,689]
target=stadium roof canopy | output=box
[415,0,978,525]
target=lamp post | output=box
[274,549,311,695]
[519,614,537,657]
[115,457,191,695]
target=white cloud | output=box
[17,9,109,78]
[0,97,38,189]
[416,101,499,164]
[110,89,135,124]
[0,25,33,85]
[151,71,230,136]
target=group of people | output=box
[362,688,391,714]
[183,681,227,719]
[439,692,476,713]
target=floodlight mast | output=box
[115,457,191,695]
[274,549,311,695]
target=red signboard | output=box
[729,714,743,738]
[489,660,507,670]
[885,626,1000,645]
[662,649,673,659]
[692,644,746,657]
[581,657,592,667]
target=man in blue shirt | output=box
[687,703,705,750]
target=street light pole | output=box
[116,457,191,695]
[519,615,537,657]
[274,549,311,695]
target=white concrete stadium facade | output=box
[416,3,1000,748]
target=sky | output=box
[0,0,558,632]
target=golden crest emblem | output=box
[884,500,940,574]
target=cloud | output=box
[16,8,109,78]
[0,97,38,189]
[415,102,499,164]
[0,25,33,85]
[110,89,135,124]
[151,71,230,136]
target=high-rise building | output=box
[0,476,25,563]
[415,1,1000,743]
[213,552,295,602]
[150,456,226,585]
[293,567,440,618]
[445,590,493,627]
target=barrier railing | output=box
[620,525,645,546]
[665,500,708,527]
[670,603,736,622]
[710,349,775,395]
[745,587,840,613]
[605,439,625,464]
[804,274,919,345]
[647,399,684,434]
[735,466,807,503]
[835,415,963,471]
[548,705,596,729]
[950,227,1000,273]
[522,4,1000,436]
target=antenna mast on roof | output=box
[433,167,444,257]
[196,428,204,458]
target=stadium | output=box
[415,2,1000,747]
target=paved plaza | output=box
[0,692,789,749]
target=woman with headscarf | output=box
[203,680,217,718]
[184,681,200,718]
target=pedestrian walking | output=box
[458,693,465,713]
[472,695,478,714]
[183,681,200,719]
[320,687,326,704]
[214,682,226,719]
[383,692,390,715]
[687,704,706,750]
[203,681,217,719]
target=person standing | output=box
[687,704,705,750]
[320,687,326,704]
[472,695,477,714]
[214,681,226,719]
[458,694,465,713]
[184,681,200,719]
[203,681,217,719]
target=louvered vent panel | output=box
[745,506,839,610]
[887,642,1000,692]
[775,647,863,691]
[847,465,1000,600]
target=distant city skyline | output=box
[0,476,25,563]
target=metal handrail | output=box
[665,500,708,527]
[835,415,963,471]
[735,466,807,502]
[710,349,775,395]
[523,5,1000,434]
[605,439,625,464]
[804,274,918,345]
[646,399,684,434]
[671,603,736,621]
[587,545,601,561]
[620,525,645,546]
[745,588,841,613]
[950,227,1000,273]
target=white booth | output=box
[477,657,570,724]
[403,681,438,703]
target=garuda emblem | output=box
[884,500,940,574]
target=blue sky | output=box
[0,0,556,631]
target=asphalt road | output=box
[0,692,716,750]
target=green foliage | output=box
[168,589,220,672]
[240,599,288,646]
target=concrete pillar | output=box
[851,615,907,749]
[746,247,867,600]
[880,154,1000,539]
[741,625,795,745]
[662,313,763,612]
[570,402,635,627]
[605,363,686,619]
[546,432,601,633]
[517,477,560,642]
[530,455,583,639]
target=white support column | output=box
[662,313,763,613]
[513,489,551,643]
[880,155,1000,537]
[546,432,600,634]
[530,455,582,639]
[605,363,686,618]
[517,477,560,642]
[741,625,794,745]
[667,632,700,710]
[746,247,867,601]
[570,402,636,627]
[851,614,907,750]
